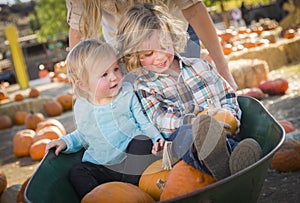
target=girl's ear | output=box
[76,80,89,91]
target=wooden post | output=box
[5,25,29,89]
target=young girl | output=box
[46,39,164,199]
[116,3,262,180]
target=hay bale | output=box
[229,44,288,70]
[0,96,52,119]
[282,37,300,64]
[229,59,269,90]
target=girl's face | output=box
[87,59,123,104]
[138,31,175,74]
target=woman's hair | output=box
[81,0,164,39]
[116,2,188,72]
[66,39,117,98]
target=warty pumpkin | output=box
[13,129,36,157]
[160,160,216,201]
[139,159,170,201]
[81,182,155,203]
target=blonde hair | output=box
[116,3,188,72]
[81,0,164,39]
[66,39,117,98]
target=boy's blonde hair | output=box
[66,39,117,98]
[116,3,188,72]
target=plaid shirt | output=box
[134,55,241,138]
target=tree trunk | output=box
[221,3,230,29]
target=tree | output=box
[32,0,68,42]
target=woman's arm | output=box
[181,2,238,90]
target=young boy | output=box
[116,3,262,180]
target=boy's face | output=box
[138,31,175,74]
[88,57,123,101]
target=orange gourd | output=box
[81,182,155,203]
[44,100,63,117]
[160,160,216,201]
[28,88,40,98]
[271,140,300,172]
[57,93,73,111]
[277,120,296,133]
[13,129,36,157]
[34,125,63,143]
[0,171,7,194]
[0,115,13,130]
[36,119,66,135]
[139,159,170,200]
[14,93,25,101]
[0,89,7,100]
[199,108,237,134]
[14,111,29,125]
[24,112,45,130]
[17,177,31,203]
[29,138,51,161]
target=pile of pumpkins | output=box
[0,87,73,130]
[13,118,67,161]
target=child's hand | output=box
[45,139,67,156]
[152,138,165,155]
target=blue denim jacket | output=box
[60,82,162,165]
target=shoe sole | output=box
[229,138,262,175]
[192,114,230,180]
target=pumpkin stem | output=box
[162,141,178,170]
[156,179,167,192]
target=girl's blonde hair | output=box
[116,3,188,72]
[81,0,164,39]
[66,39,117,98]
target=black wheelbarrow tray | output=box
[24,96,285,203]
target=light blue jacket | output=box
[60,82,162,165]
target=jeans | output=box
[167,124,238,175]
[69,135,156,199]
[182,25,201,58]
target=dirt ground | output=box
[0,64,300,202]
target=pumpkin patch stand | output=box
[24,96,285,203]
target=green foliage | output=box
[34,0,68,42]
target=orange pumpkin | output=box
[81,182,155,203]
[283,29,295,39]
[44,100,63,117]
[271,140,300,172]
[14,93,25,102]
[13,129,36,157]
[17,177,31,203]
[198,108,237,134]
[24,112,45,130]
[0,171,7,194]
[57,93,73,111]
[29,138,51,161]
[0,89,7,100]
[139,159,170,200]
[28,88,40,98]
[34,125,63,143]
[277,120,296,133]
[259,78,289,95]
[36,119,66,135]
[0,115,13,130]
[14,111,29,125]
[160,160,215,201]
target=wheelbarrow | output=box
[24,96,285,203]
